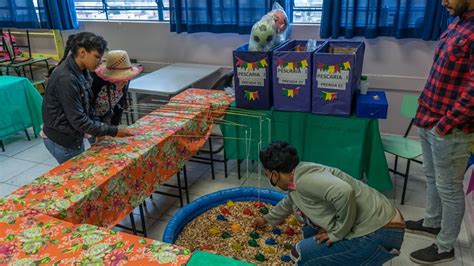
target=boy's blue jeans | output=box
[291,225,404,265]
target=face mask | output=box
[269,172,285,191]
[269,172,278,186]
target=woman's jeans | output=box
[43,138,84,164]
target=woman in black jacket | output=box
[42,33,134,164]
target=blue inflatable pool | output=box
[162,187,285,243]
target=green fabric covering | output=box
[187,251,255,266]
[222,105,392,191]
[0,76,43,139]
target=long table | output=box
[128,63,221,120]
[221,107,392,191]
[0,199,191,265]
[7,89,233,228]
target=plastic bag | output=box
[305,39,322,52]
[248,3,290,52]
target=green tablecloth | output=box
[0,76,43,139]
[221,106,392,191]
[187,251,255,266]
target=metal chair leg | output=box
[400,159,411,205]
[394,155,398,174]
[28,65,34,79]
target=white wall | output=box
[28,20,473,244]
[59,20,438,135]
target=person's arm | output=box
[435,43,473,136]
[55,76,118,137]
[299,169,356,242]
[264,195,294,226]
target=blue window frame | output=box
[293,0,323,24]
[74,0,169,21]
[74,0,323,24]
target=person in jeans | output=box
[407,0,474,264]
[253,141,405,265]
[42,32,133,164]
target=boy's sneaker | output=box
[409,244,455,264]
[406,219,441,237]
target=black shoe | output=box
[409,244,455,264]
[406,219,441,237]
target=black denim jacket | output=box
[42,55,117,149]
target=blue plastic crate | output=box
[356,91,388,119]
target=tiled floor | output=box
[0,130,472,265]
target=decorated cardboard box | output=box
[272,40,326,112]
[233,43,286,109]
[312,41,365,116]
[356,91,388,119]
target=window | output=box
[75,0,323,24]
[293,0,323,24]
[75,0,169,21]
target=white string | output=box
[243,129,249,183]
[257,117,263,203]
[246,128,251,182]
[267,118,271,144]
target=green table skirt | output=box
[0,76,43,139]
[221,107,392,191]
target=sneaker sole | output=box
[405,229,438,238]
[409,255,455,265]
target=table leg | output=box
[131,91,138,122]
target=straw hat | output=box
[95,50,142,83]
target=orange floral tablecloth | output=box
[7,89,233,228]
[0,200,191,265]
[170,88,234,118]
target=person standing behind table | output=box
[92,50,142,126]
[406,0,474,264]
[42,32,133,164]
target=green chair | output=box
[0,31,50,80]
[381,95,423,205]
